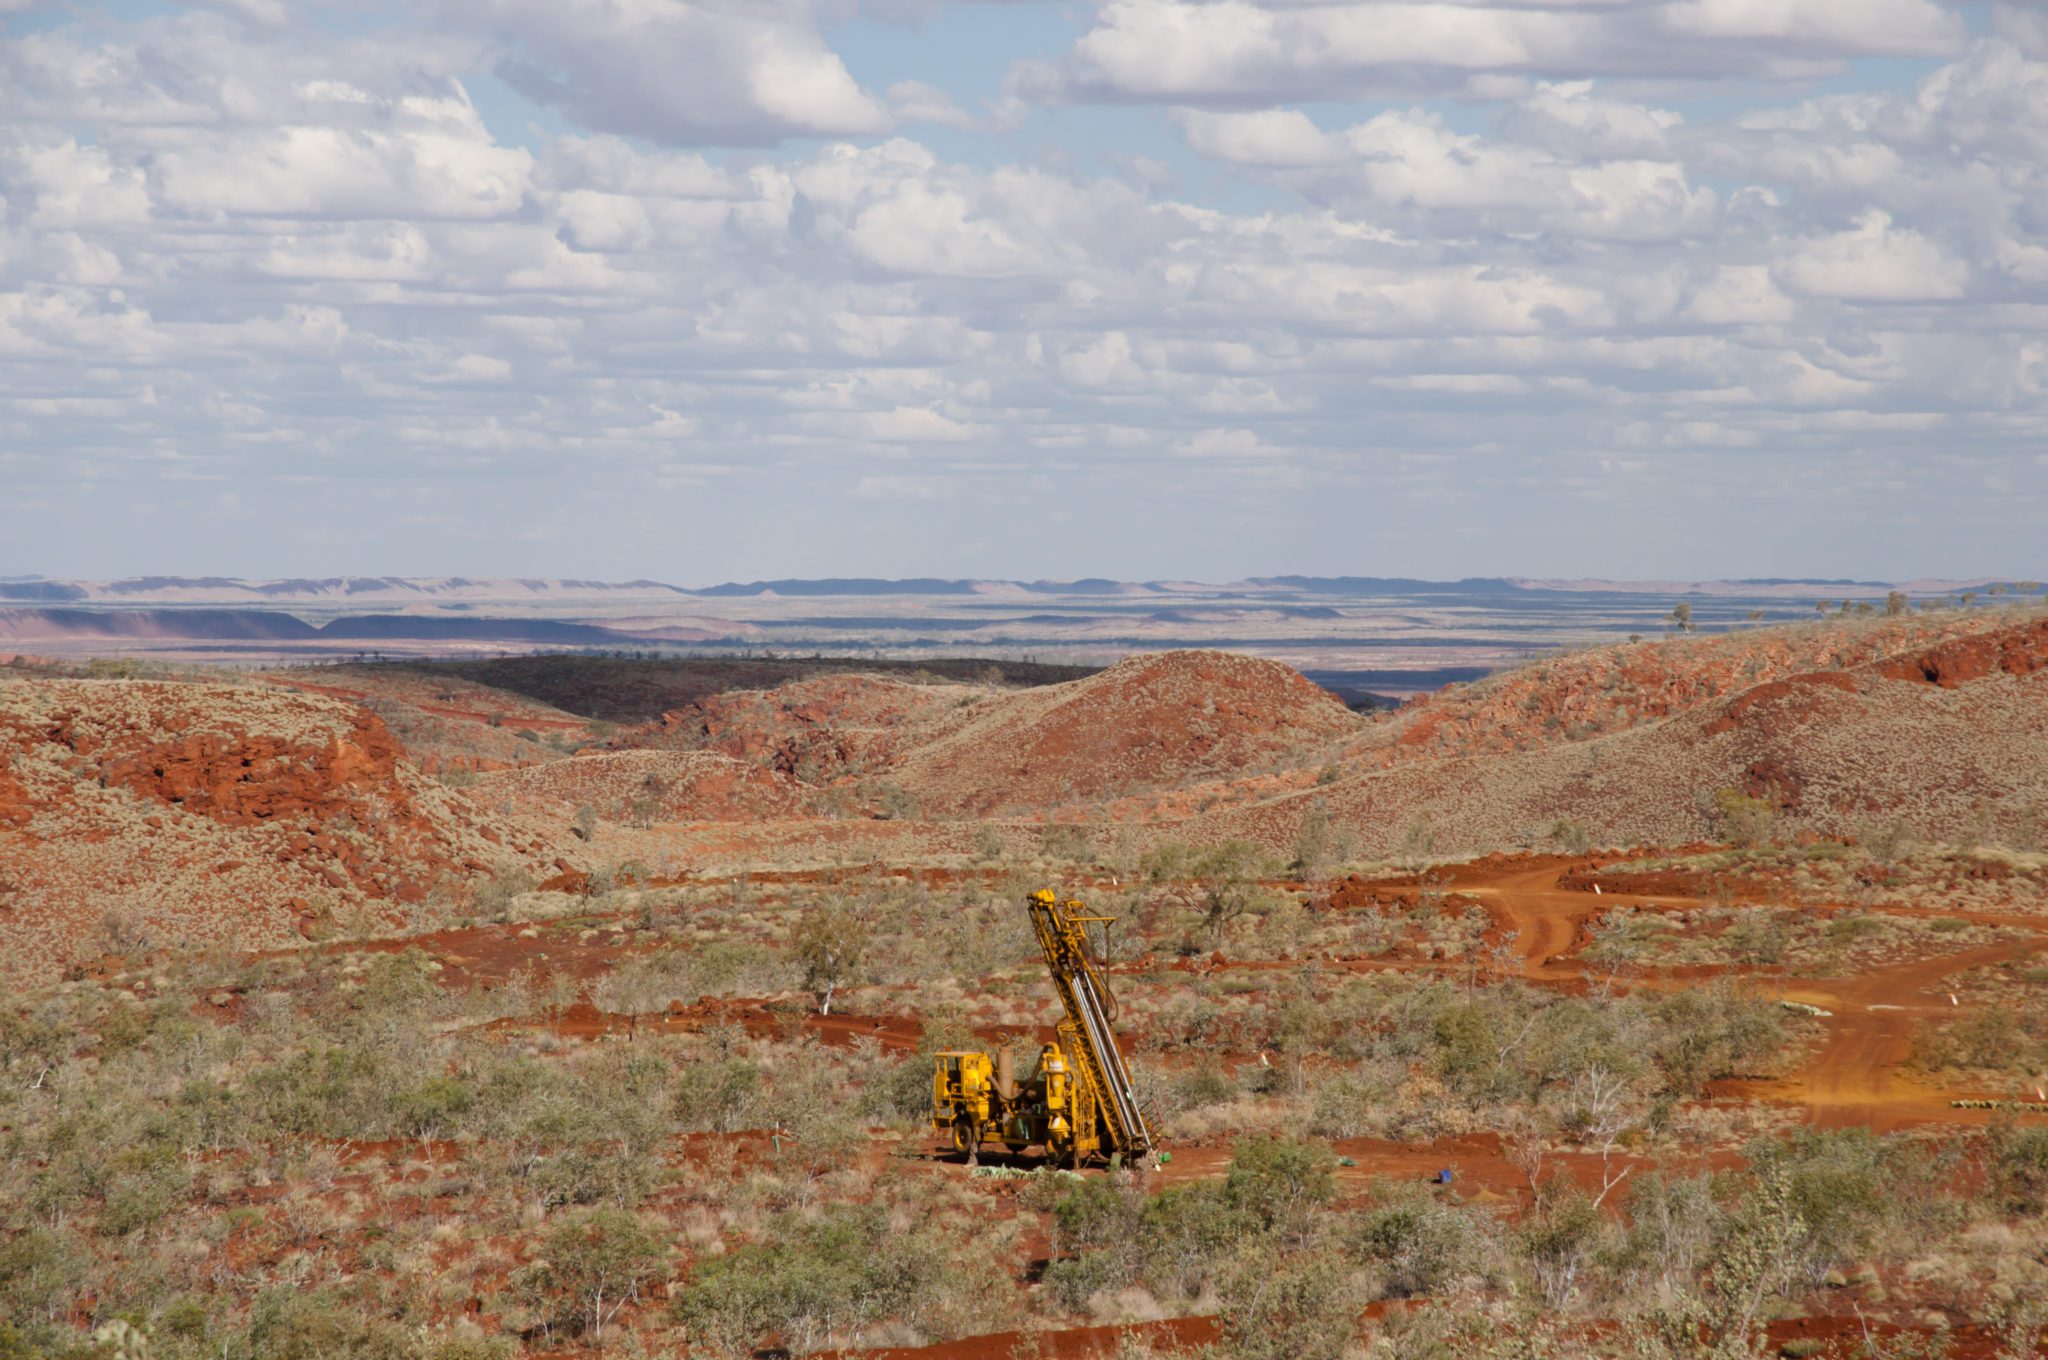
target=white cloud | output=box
[1662,0,1964,52]
[888,80,975,130]
[1683,265,1796,325]
[1175,428,1283,459]
[1175,109,1339,167]
[1776,211,1971,301]
[255,224,436,280]
[470,0,890,145]
[1994,3,2048,58]
[554,190,655,253]
[1182,104,1716,240]
[13,140,151,228]
[864,406,977,441]
[1038,0,1966,106]
[3,6,2047,578]
[151,115,532,220]
[1507,82,1680,158]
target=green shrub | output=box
[390,1077,473,1138]
[1355,1190,1490,1297]
[1224,1136,1336,1239]
[0,1226,85,1330]
[1138,1183,1246,1301]
[1043,1249,1128,1311]
[1989,1121,2048,1215]
[1307,1074,1382,1138]
[676,1205,907,1354]
[1713,789,1776,849]
[229,1289,412,1360]
[515,1208,669,1346]
[1521,1185,1604,1306]
[1217,1249,1358,1360]
[673,1056,762,1132]
[419,1329,513,1360]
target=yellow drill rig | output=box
[932,890,1154,1168]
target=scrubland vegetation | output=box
[8,611,2048,1357]
[4,857,2046,1360]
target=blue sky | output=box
[1,0,2045,583]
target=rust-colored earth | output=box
[7,612,2048,1359]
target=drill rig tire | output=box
[951,1116,980,1165]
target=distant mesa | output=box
[3,573,2034,606]
[0,608,675,648]
[693,578,984,597]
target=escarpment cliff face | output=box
[0,679,573,984]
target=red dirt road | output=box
[1449,857,2048,1131]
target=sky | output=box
[2,0,2047,585]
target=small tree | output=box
[1713,788,1775,849]
[1671,602,1693,632]
[1293,802,1339,881]
[1885,590,1908,616]
[1194,840,1266,943]
[793,904,870,1016]
[517,1208,669,1345]
[1225,1136,1337,1243]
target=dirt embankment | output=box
[0,677,574,984]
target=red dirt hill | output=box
[1363,610,2038,769]
[627,673,961,783]
[265,666,589,774]
[604,651,1361,819]
[886,650,1360,815]
[1191,611,2048,856]
[0,677,572,984]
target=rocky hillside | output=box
[1195,613,2048,856]
[623,651,1362,817]
[1356,609,2040,768]
[629,673,966,784]
[0,678,573,984]
[484,749,817,824]
[884,650,1361,815]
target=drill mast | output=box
[1026,889,1153,1158]
[930,889,1153,1166]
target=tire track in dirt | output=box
[1455,860,1618,980]
[1454,858,2048,1131]
[1763,938,2044,1131]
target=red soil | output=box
[627,673,954,780]
[89,703,408,830]
[1876,614,2048,687]
[1371,611,2036,769]
[0,678,575,984]
[483,749,817,822]
[832,1315,1218,1359]
[890,651,1360,815]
